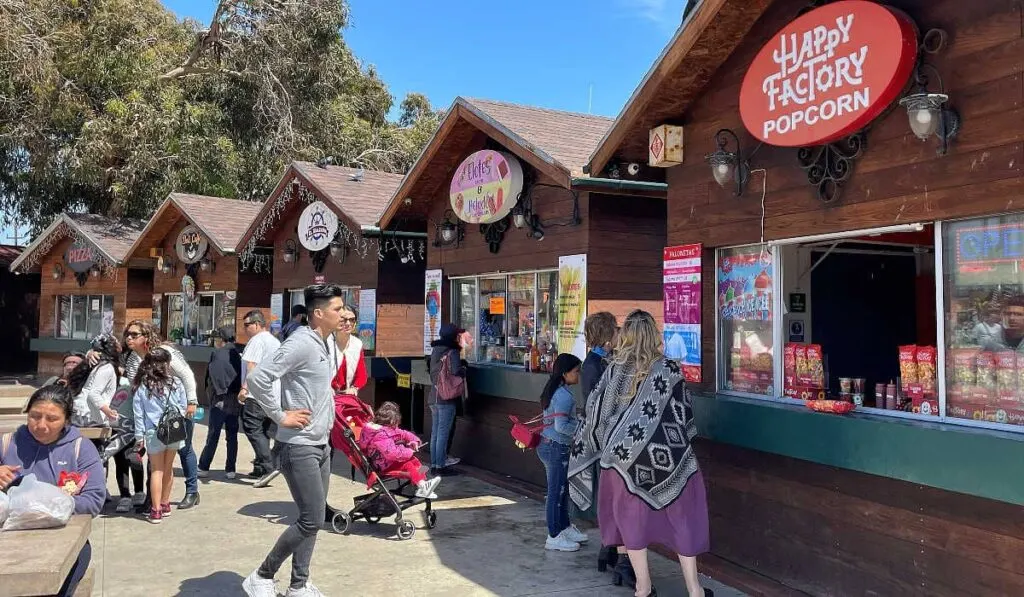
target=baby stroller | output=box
[326,393,437,540]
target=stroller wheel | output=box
[397,520,416,540]
[331,511,352,535]
[424,511,437,529]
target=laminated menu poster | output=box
[718,250,773,322]
[358,289,376,351]
[557,254,587,359]
[663,244,702,382]
[424,269,442,355]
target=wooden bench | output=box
[0,394,29,416]
[0,515,92,597]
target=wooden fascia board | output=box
[235,165,300,251]
[8,215,67,272]
[291,168,366,236]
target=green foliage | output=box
[0,0,440,232]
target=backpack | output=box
[152,385,187,445]
[435,351,465,401]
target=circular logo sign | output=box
[449,150,524,224]
[175,225,209,264]
[739,1,917,147]
[64,241,96,273]
[298,200,339,251]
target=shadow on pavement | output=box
[237,500,296,526]
[174,570,246,596]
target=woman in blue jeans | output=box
[428,323,469,473]
[538,353,588,552]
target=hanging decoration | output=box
[18,219,119,280]
[240,177,427,271]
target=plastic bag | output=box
[2,473,75,531]
[0,490,9,526]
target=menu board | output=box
[557,254,587,359]
[663,244,702,382]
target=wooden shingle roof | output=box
[8,213,146,272]
[291,162,404,228]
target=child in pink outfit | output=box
[357,402,441,499]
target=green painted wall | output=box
[695,393,1024,506]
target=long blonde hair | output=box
[610,310,663,401]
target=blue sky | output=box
[4,0,683,245]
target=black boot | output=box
[178,492,200,509]
[611,559,637,588]
[597,545,620,572]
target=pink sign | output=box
[663,244,702,383]
[449,150,524,224]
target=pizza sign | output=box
[175,225,209,264]
[739,1,916,147]
[449,150,524,224]
[64,241,96,273]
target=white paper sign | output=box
[424,269,443,355]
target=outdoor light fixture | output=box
[433,209,464,248]
[161,258,176,275]
[527,214,545,241]
[199,256,215,272]
[899,62,959,156]
[282,239,298,263]
[705,128,749,196]
[511,204,528,229]
[52,263,64,280]
[90,265,100,278]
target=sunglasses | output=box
[340,317,357,324]
[244,320,257,326]
[125,331,142,339]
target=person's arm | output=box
[72,438,106,515]
[167,348,198,415]
[381,431,415,463]
[247,339,312,428]
[172,381,188,413]
[551,388,580,436]
[84,365,118,421]
[393,427,420,447]
[133,386,146,440]
[351,355,368,391]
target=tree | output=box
[0,0,439,232]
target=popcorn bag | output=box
[806,344,825,389]
[976,352,997,391]
[996,351,1018,401]
[898,345,918,389]
[916,346,936,395]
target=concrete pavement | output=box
[88,421,746,596]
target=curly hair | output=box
[373,401,402,428]
[124,319,161,353]
[584,312,618,350]
[133,347,175,396]
[65,334,122,396]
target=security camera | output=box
[627,163,641,176]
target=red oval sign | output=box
[739,1,917,147]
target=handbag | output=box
[508,412,566,450]
[156,390,187,445]
[436,352,465,401]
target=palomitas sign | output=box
[739,1,917,147]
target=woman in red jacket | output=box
[330,306,367,396]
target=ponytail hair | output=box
[540,353,582,409]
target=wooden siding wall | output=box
[125,268,155,326]
[373,246,426,357]
[657,0,1024,594]
[587,193,667,329]
[39,237,130,337]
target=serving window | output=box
[451,270,559,369]
[165,291,237,346]
[55,295,114,339]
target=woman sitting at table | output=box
[0,384,106,596]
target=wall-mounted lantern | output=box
[199,256,215,273]
[52,263,64,281]
[160,257,177,276]
[433,209,465,248]
[899,62,959,156]
[705,128,750,196]
[282,238,299,264]
[89,264,101,278]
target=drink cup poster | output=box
[718,250,774,322]
[664,244,702,382]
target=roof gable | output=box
[122,193,262,261]
[9,213,146,273]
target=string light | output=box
[17,218,119,280]
[240,177,426,270]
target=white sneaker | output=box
[445,456,461,467]
[226,471,237,480]
[115,497,133,513]
[197,469,210,478]
[242,569,278,597]
[545,534,581,552]
[132,492,146,506]
[253,470,280,488]
[285,582,325,597]
[561,524,589,543]
[415,477,442,499]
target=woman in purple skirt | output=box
[568,310,710,597]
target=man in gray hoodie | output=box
[242,284,345,597]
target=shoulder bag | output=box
[508,412,567,450]
[436,352,465,401]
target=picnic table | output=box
[0,515,93,597]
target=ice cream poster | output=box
[718,249,773,322]
[358,289,377,352]
[663,244,702,382]
[557,254,587,359]
[449,150,524,224]
[424,269,443,355]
